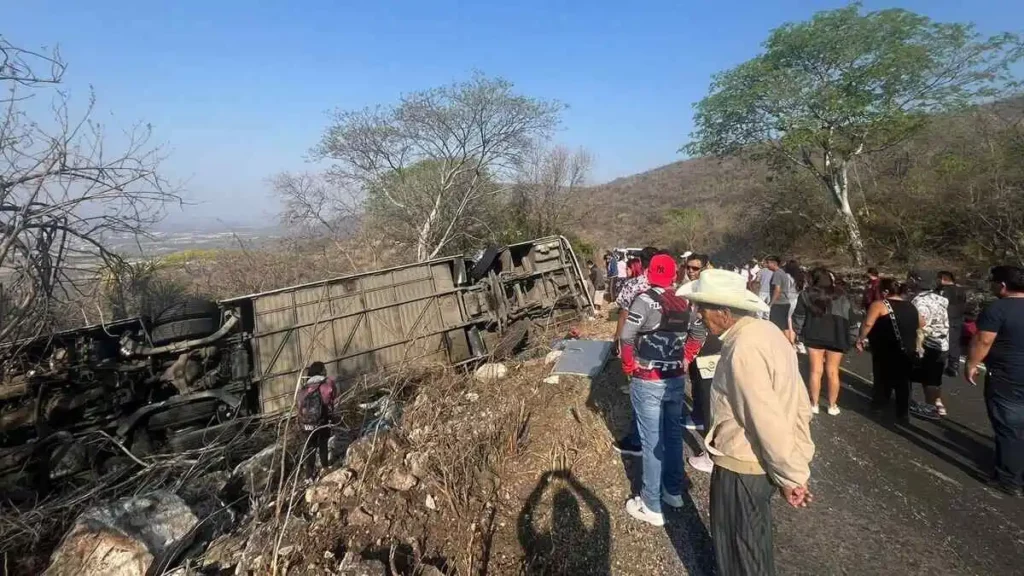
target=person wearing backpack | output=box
[619,254,691,527]
[296,361,336,476]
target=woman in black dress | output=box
[792,268,854,416]
[855,278,925,422]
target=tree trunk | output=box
[826,158,865,266]
[416,192,444,262]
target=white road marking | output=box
[909,460,963,488]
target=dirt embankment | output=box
[7,315,717,575]
[232,315,714,575]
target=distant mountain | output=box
[579,154,768,250]
[576,95,1024,265]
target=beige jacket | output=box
[705,316,815,488]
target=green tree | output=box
[313,74,563,261]
[364,158,502,258]
[663,207,704,252]
[684,3,1022,264]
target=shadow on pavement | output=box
[803,354,996,483]
[517,469,611,575]
[664,489,717,576]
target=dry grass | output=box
[0,415,283,574]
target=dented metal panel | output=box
[250,259,466,415]
[242,236,593,415]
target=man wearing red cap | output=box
[619,253,692,526]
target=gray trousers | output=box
[710,466,776,576]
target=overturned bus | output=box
[0,237,593,492]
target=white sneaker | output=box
[688,452,714,474]
[827,405,841,416]
[661,489,684,508]
[810,405,820,415]
[625,496,665,526]
[682,416,705,431]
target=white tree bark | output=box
[826,156,865,266]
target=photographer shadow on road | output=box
[517,469,611,575]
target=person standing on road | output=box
[791,268,855,416]
[856,279,923,423]
[909,271,950,419]
[588,260,606,311]
[619,254,690,526]
[967,265,1024,497]
[676,254,715,474]
[627,257,643,279]
[755,258,775,320]
[769,258,799,332]
[680,253,710,376]
[613,247,659,455]
[939,271,968,377]
[616,254,629,293]
[605,253,618,299]
[684,270,814,575]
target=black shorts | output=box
[913,347,947,387]
[804,342,847,354]
[769,304,790,331]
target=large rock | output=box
[405,451,430,480]
[337,551,386,576]
[201,533,247,571]
[344,437,374,473]
[475,363,508,381]
[386,468,418,492]
[230,444,291,495]
[45,491,198,576]
[305,467,356,505]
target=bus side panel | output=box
[250,260,468,415]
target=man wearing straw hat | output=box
[683,269,815,576]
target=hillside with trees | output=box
[581,3,1023,270]
[580,95,1024,270]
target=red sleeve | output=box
[620,343,637,375]
[684,338,703,365]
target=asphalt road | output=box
[773,351,1024,575]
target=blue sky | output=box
[5,0,1021,226]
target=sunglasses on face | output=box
[686,265,703,272]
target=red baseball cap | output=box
[647,254,677,288]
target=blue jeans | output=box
[986,378,1024,488]
[630,376,685,513]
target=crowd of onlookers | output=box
[584,248,1024,575]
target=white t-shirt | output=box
[616,260,628,278]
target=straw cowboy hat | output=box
[676,269,769,313]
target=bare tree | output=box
[314,74,564,261]
[272,172,357,239]
[0,39,178,342]
[1,35,65,93]
[270,171,384,269]
[507,146,591,239]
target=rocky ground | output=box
[7,306,1022,575]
